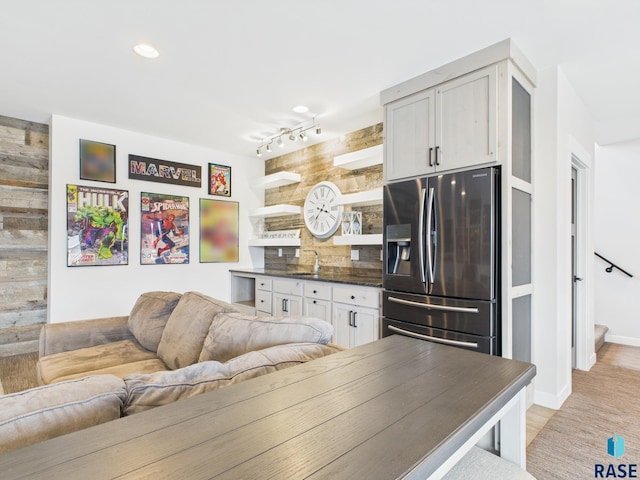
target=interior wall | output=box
[0,115,49,355]
[533,66,595,409]
[594,138,640,346]
[263,123,383,276]
[48,115,263,323]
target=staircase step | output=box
[595,324,609,353]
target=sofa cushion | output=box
[156,291,238,370]
[199,313,334,363]
[128,291,182,352]
[124,342,339,415]
[38,339,167,385]
[0,375,126,453]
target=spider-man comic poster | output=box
[140,192,190,264]
[66,184,129,266]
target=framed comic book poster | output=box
[200,199,238,263]
[140,192,189,264]
[67,184,128,266]
[208,163,231,197]
[79,139,116,183]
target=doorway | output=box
[571,166,579,368]
[571,152,592,371]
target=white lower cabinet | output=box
[331,285,380,349]
[230,272,380,347]
[303,282,332,324]
[273,292,303,316]
[272,278,304,317]
[332,303,380,349]
[304,298,331,323]
[254,276,273,315]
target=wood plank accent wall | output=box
[0,115,49,356]
[264,123,383,277]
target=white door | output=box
[436,66,497,172]
[571,166,579,368]
[351,307,379,347]
[332,303,354,348]
[273,294,302,317]
[384,88,435,182]
[304,298,331,324]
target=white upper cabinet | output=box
[384,88,435,182]
[384,65,497,182]
[436,66,497,172]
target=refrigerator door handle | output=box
[418,188,427,284]
[388,296,479,314]
[426,187,435,284]
[388,325,479,349]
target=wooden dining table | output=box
[0,335,535,479]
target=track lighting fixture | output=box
[255,118,322,156]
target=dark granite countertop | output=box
[229,268,382,288]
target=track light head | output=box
[253,120,322,155]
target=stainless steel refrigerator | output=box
[382,166,500,355]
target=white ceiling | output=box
[1,0,638,160]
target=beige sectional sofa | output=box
[0,290,341,453]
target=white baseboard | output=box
[604,334,640,347]
[533,382,571,410]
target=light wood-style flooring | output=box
[525,342,640,445]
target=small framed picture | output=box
[79,139,116,183]
[208,163,231,197]
[199,198,239,262]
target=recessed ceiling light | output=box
[292,105,309,113]
[133,43,160,59]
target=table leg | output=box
[498,388,527,468]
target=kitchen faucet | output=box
[305,249,320,273]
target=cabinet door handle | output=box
[348,311,353,327]
[353,311,358,328]
[313,300,317,304]
[435,145,440,166]
[429,147,434,167]
[282,298,288,313]
[350,295,355,300]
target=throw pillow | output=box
[128,291,182,352]
[198,312,333,363]
[156,291,238,369]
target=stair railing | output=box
[594,252,633,278]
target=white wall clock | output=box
[303,181,343,239]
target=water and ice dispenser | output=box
[386,224,412,275]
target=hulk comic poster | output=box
[140,192,190,264]
[67,184,129,266]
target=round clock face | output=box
[303,181,343,239]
